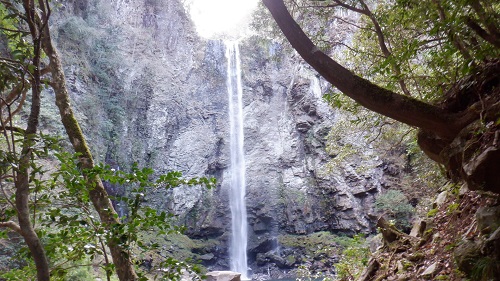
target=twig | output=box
[0,180,15,209]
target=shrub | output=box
[375,190,415,231]
[334,234,370,281]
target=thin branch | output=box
[359,0,411,96]
[0,221,22,234]
[468,0,500,41]
[333,15,374,32]
[326,40,384,58]
[0,181,16,209]
[0,125,25,134]
[396,128,416,147]
[0,57,36,81]
[6,104,17,161]
[50,262,94,273]
[366,121,394,144]
[0,106,13,154]
[0,26,30,35]
[329,0,367,15]
[466,17,500,48]
[0,1,28,21]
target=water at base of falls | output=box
[226,40,249,279]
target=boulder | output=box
[432,191,448,208]
[476,205,500,234]
[454,240,482,274]
[249,237,278,254]
[206,271,241,281]
[295,115,314,132]
[420,262,439,278]
[357,258,380,281]
[409,219,427,238]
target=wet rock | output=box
[250,237,278,254]
[295,115,314,132]
[255,252,293,269]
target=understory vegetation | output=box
[0,134,215,280]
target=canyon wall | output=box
[47,0,405,272]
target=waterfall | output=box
[225,40,249,279]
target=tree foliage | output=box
[0,1,214,280]
[263,0,500,194]
[276,0,499,99]
[374,189,414,231]
[333,234,370,281]
[1,134,214,280]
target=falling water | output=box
[225,40,249,279]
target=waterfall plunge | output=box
[225,41,249,279]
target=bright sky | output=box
[187,0,259,39]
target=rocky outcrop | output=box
[356,187,500,281]
[206,271,241,281]
[49,0,412,274]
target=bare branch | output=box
[333,15,374,32]
[0,125,25,134]
[329,0,367,15]
[0,26,30,34]
[0,221,22,234]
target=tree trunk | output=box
[15,3,51,279]
[39,11,139,281]
[15,152,51,281]
[263,0,500,194]
[262,0,463,140]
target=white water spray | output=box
[226,41,249,279]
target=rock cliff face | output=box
[51,0,404,272]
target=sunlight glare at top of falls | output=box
[186,0,259,39]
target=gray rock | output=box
[454,240,482,274]
[476,206,500,234]
[433,191,448,208]
[206,271,241,281]
[199,253,215,261]
[52,0,422,273]
[368,234,383,253]
[409,219,427,238]
[420,262,439,277]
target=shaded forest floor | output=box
[360,185,499,281]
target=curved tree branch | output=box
[0,221,22,234]
[263,0,462,140]
[14,1,51,280]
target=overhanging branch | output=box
[263,0,462,140]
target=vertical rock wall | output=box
[50,0,404,272]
